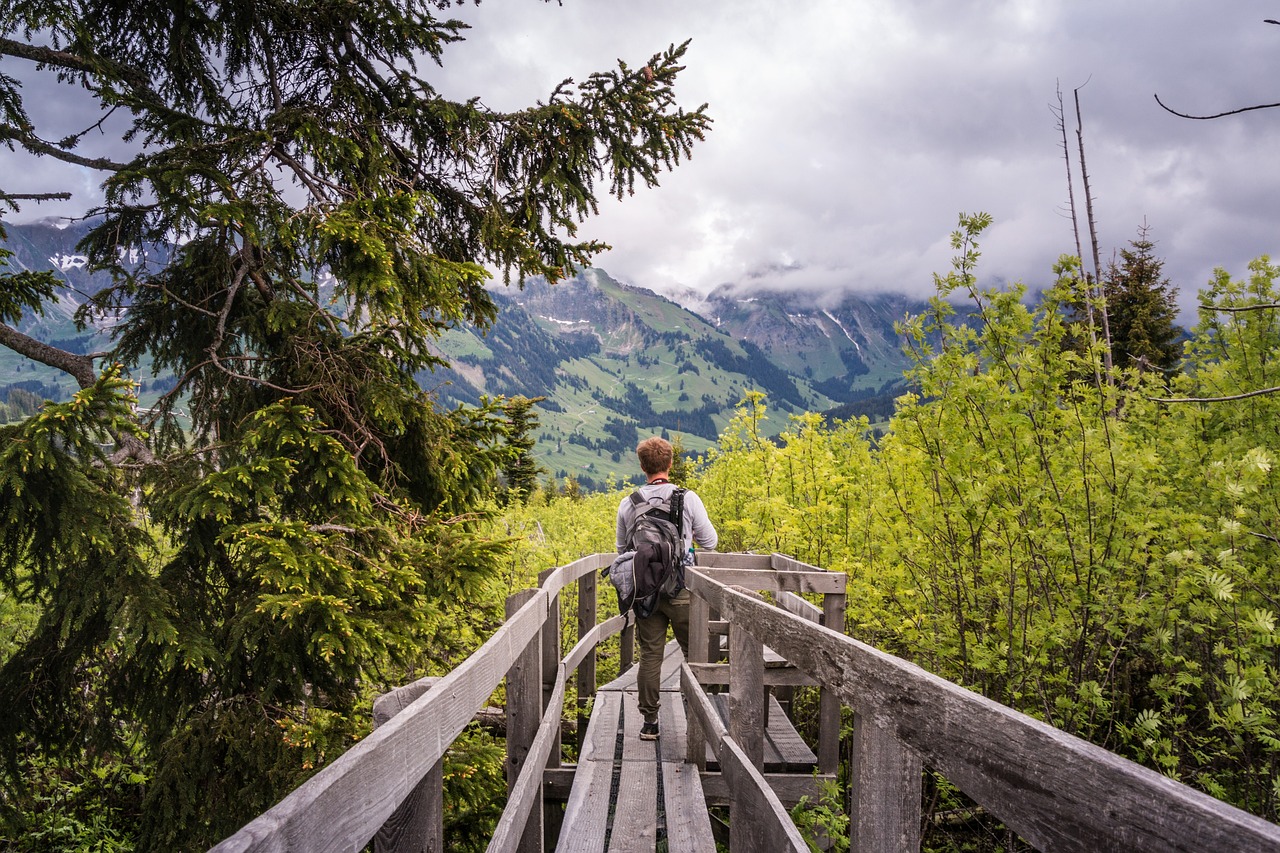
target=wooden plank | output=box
[658,691,716,852]
[729,605,765,770]
[708,693,816,773]
[687,661,818,688]
[541,553,612,599]
[576,571,598,754]
[373,676,441,727]
[762,550,824,571]
[539,575,563,774]
[373,678,443,853]
[541,768,575,801]
[700,772,832,808]
[689,592,710,664]
[489,671,567,853]
[720,737,809,853]
[506,590,544,853]
[715,585,1280,853]
[697,567,847,595]
[565,614,626,674]
[557,691,622,853]
[819,592,845,775]
[850,711,922,853]
[661,760,715,853]
[607,691,657,852]
[694,552,774,570]
[776,591,823,623]
[212,588,550,853]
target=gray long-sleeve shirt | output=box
[615,482,718,554]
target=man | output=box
[616,436,718,740]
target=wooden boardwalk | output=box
[212,552,1280,853]
[558,641,819,851]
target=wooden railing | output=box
[211,552,1280,853]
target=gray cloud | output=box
[6,0,1280,318]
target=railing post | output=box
[536,568,563,851]
[373,678,444,853]
[727,603,765,769]
[850,712,922,853]
[506,589,544,853]
[537,568,562,768]
[575,569,597,752]
[689,586,710,665]
[819,590,846,775]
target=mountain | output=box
[1,221,930,487]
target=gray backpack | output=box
[606,487,686,619]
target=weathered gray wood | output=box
[699,772,831,808]
[728,595,766,770]
[689,591,710,664]
[489,670,567,853]
[714,584,1280,853]
[769,552,826,574]
[661,760,716,853]
[212,589,550,853]
[373,678,443,853]
[693,552,774,569]
[540,553,612,599]
[607,691,657,852]
[576,570,598,753]
[708,693,817,773]
[372,760,443,853]
[565,614,626,674]
[819,591,845,775]
[776,590,823,622]
[658,691,715,853]
[721,737,810,853]
[849,710,923,853]
[506,589,544,853]
[538,569,563,776]
[541,767,575,801]
[696,567,847,595]
[557,691,621,853]
[373,676,442,727]
[687,661,818,687]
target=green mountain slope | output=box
[1,224,927,486]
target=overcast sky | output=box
[8,1,1280,316]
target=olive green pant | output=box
[636,588,691,723]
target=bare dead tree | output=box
[1074,86,1114,378]
[1054,82,1104,391]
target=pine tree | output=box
[501,396,544,505]
[1104,225,1182,372]
[0,3,708,847]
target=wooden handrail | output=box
[694,574,1280,853]
[210,587,552,853]
[679,662,808,853]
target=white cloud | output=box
[7,0,1280,318]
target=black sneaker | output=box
[639,720,660,741]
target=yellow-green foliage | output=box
[687,221,1280,821]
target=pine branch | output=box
[0,321,97,387]
[0,192,72,202]
[0,124,127,171]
